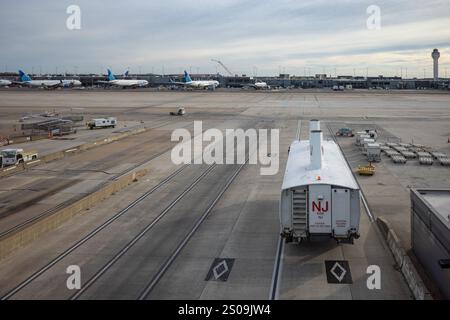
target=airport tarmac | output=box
[0,90,449,300]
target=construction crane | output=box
[211,59,234,76]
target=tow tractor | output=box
[336,127,354,137]
[357,163,376,176]
[170,107,186,116]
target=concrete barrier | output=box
[6,135,48,145]
[0,169,147,260]
[377,217,432,300]
[0,126,150,178]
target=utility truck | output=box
[0,148,38,167]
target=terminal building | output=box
[1,72,449,90]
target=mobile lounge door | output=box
[308,185,332,234]
[332,189,350,237]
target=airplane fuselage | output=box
[21,80,61,87]
[20,79,82,88]
[61,79,82,87]
[184,80,219,89]
[108,79,148,87]
[254,82,269,89]
[0,79,12,87]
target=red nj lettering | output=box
[312,201,329,213]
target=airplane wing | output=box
[169,78,187,86]
[238,83,257,89]
[96,80,114,86]
[50,80,64,88]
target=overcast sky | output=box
[1,0,450,77]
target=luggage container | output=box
[356,134,370,147]
[366,143,381,162]
[392,155,407,164]
[362,138,375,153]
[385,149,400,158]
[280,120,361,243]
[419,156,433,165]
[439,158,450,166]
[400,150,417,159]
[431,152,447,159]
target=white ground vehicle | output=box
[170,107,186,116]
[366,143,381,162]
[280,120,361,243]
[0,148,38,167]
[332,85,345,91]
[87,117,117,130]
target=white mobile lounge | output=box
[280,120,361,243]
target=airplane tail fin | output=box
[107,69,116,81]
[18,70,32,82]
[183,70,192,83]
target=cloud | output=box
[0,0,449,77]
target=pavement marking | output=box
[270,119,300,300]
[325,260,353,284]
[1,164,189,300]
[70,164,216,300]
[26,160,41,165]
[138,160,249,300]
[205,258,235,282]
[269,234,285,300]
[295,120,302,140]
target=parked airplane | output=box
[171,71,219,89]
[16,70,81,88]
[98,69,148,88]
[240,80,269,90]
[253,81,269,89]
[60,79,83,88]
[0,79,12,87]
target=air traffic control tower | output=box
[432,48,440,81]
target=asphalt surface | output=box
[0,90,449,299]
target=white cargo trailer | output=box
[87,117,117,130]
[280,120,361,243]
